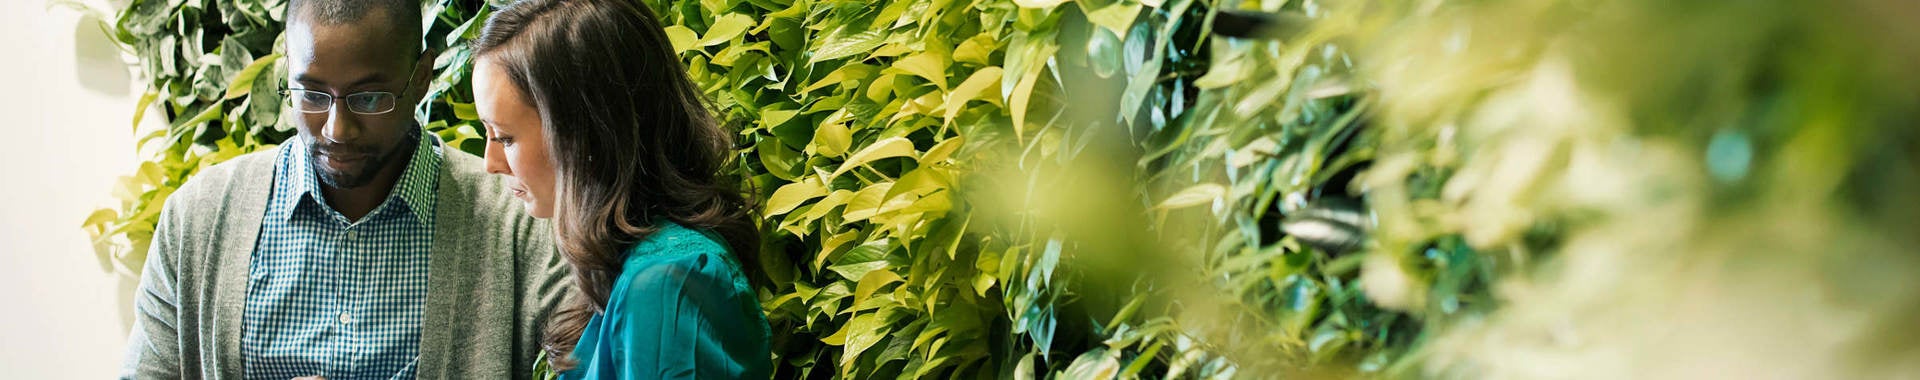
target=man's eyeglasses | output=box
[281,89,407,115]
[281,61,420,115]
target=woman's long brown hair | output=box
[472,0,761,370]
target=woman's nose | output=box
[483,139,512,175]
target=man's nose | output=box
[322,104,361,143]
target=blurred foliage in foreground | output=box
[82,0,1920,378]
[1349,0,1920,378]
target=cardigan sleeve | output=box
[121,202,184,380]
[515,216,573,376]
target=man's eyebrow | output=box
[290,73,394,89]
[292,74,323,85]
[344,73,394,88]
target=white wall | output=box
[0,1,148,376]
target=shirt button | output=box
[345,231,359,240]
[339,312,352,324]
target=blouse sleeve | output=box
[603,251,770,379]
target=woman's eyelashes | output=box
[487,129,516,146]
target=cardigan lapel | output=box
[417,139,479,378]
[211,144,283,379]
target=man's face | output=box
[285,11,423,189]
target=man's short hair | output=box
[287,0,424,54]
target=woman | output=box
[469,0,771,378]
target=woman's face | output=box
[474,59,557,218]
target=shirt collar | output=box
[268,129,443,224]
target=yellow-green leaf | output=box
[889,52,949,90]
[828,261,891,283]
[953,35,997,66]
[811,121,852,157]
[854,269,904,303]
[1012,0,1070,9]
[921,136,965,164]
[884,167,950,202]
[174,104,225,130]
[799,189,857,222]
[811,29,886,64]
[898,190,952,216]
[869,0,914,30]
[831,137,918,178]
[802,63,875,94]
[711,41,768,67]
[821,316,854,346]
[223,52,281,100]
[815,231,863,270]
[1156,183,1226,209]
[82,208,118,228]
[757,137,804,181]
[764,177,827,216]
[943,66,1003,126]
[835,312,886,365]
[1009,61,1046,142]
[450,101,478,121]
[1194,53,1251,89]
[131,91,158,133]
[761,107,799,128]
[699,13,755,47]
[841,182,896,224]
[663,25,699,53]
[1084,2,1142,39]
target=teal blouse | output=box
[559,221,772,379]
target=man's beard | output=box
[308,130,419,189]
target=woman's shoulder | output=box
[609,221,749,304]
[624,220,731,265]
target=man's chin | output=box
[315,165,376,189]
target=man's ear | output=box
[406,48,441,125]
[411,48,440,97]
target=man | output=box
[120,0,569,378]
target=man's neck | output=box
[321,135,419,222]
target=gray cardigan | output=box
[120,141,572,379]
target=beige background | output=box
[1,0,151,376]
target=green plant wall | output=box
[85,0,1449,377]
[88,0,1920,378]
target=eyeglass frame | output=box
[279,57,423,115]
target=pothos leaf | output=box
[830,137,917,178]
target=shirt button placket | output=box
[340,227,355,331]
[339,226,356,372]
